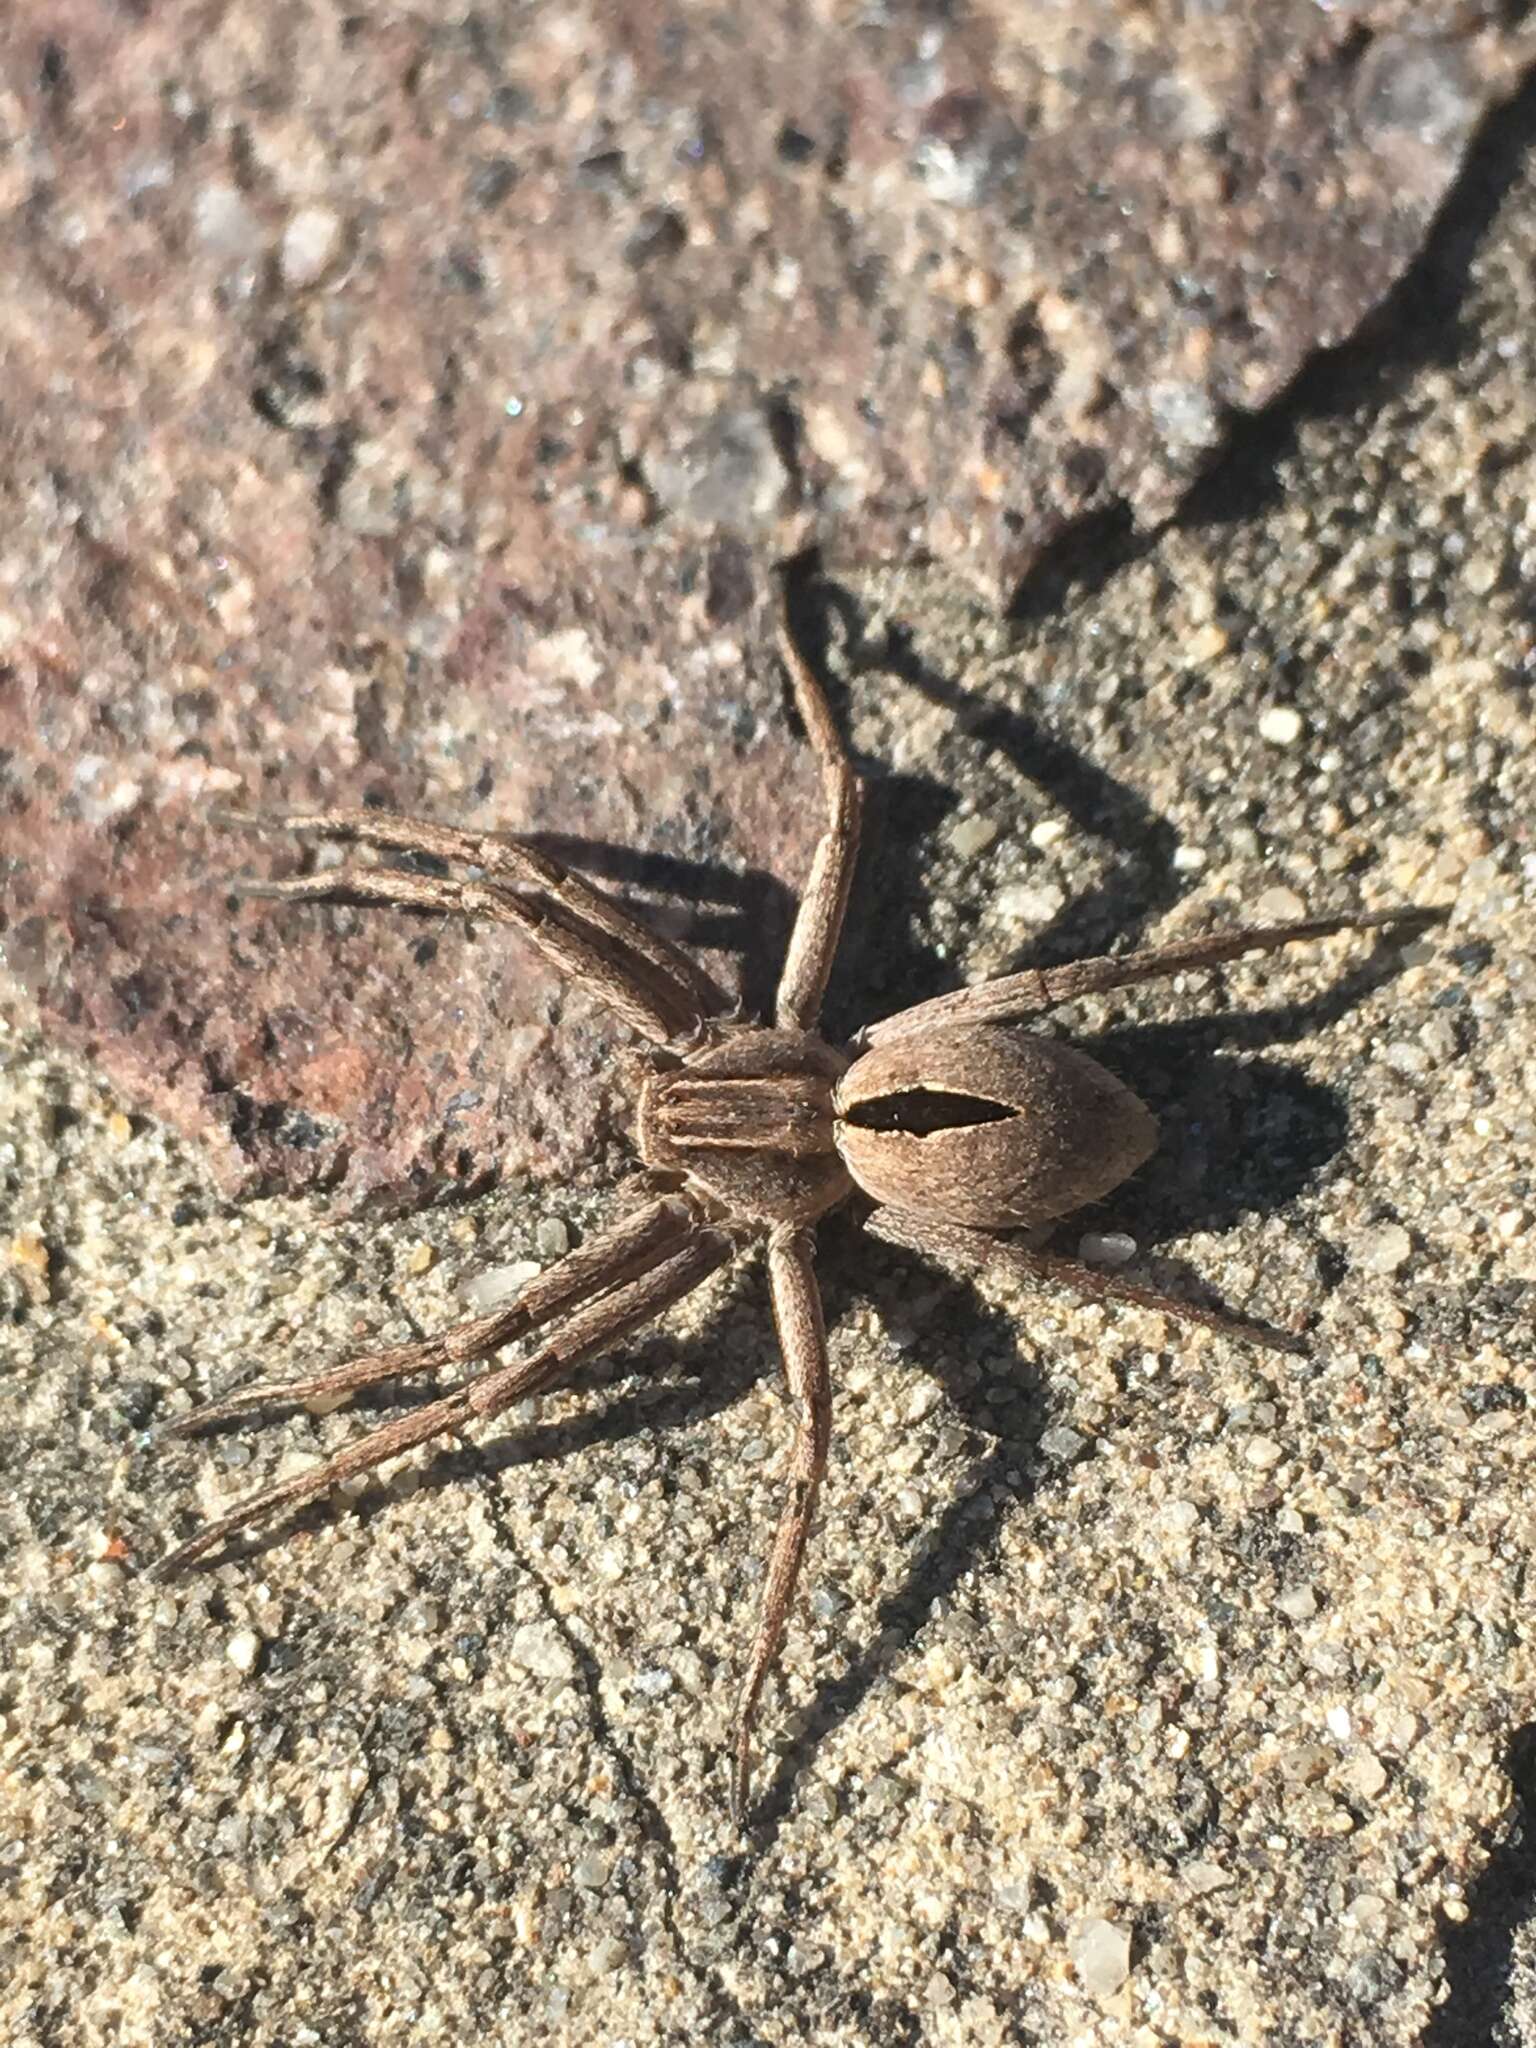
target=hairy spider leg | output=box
[222,815,723,1044]
[234,864,694,1044]
[772,605,865,1032]
[867,1210,1310,1356]
[223,806,729,1022]
[166,1195,701,1433]
[153,1223,732,1578]
[858,905,1448,1048]
[732,1225,833,1823]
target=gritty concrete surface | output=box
[4,15,1536,2048]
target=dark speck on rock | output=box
[776,124,817,164]
[485,84,532,128]
[468,157,520,211]
[1463,1383,1525,1415]
[624,207,687,267]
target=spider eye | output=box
[842,1089,1014,1137]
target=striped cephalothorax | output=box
[157,576,1437,1823]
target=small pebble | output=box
[1244,1436,1284,1470]
[1462,553,1502,597]
[405,1242,436,1276]
[995,880,1066,925]
[645,407,788,528]
[535,1216,570,1259]
[1172,843,1206,873]
[1258,706,1304,746]
[950,815,1000,860]
[1029,818,1067,849]
[1384,1040,1432,1077]
[280,205,343,288]
[8,1231,51,1296]
[1276,1584,1318,1621]
[462,1259,541,1309]
[1069,1916,1131,1998]
[508,1622,576,1681]
[226,1629,262,1675]
[1255,885,1308,921]
[1357,1223,1412,1275]
[1187,623,1229,664]
[1077,1231,1136,1267]
[1345,1893,1389,1931]
[802,1783,838,1825]
[1345,1750,1389,1799]
[195,181,261,259]
[1038,1425,1088,1463]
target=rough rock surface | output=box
[2,2,1535,1209]
[3,7,1536,2048]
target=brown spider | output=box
[155,582,1437,1820]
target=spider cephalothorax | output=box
[156,581,1436,1820]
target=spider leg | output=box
[866,1209,1308,1355]
[773,591,865,1031]
[219,805,728,1024]
[167,1194,699,1432]
[732,1224,832,1824]
[152,1221,732,1578]
[858,905,1448,1047]
[233,862,694,1045]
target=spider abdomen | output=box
[834,1023,1157,1229]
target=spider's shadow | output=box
[170,926,1437,1828]
[516,832,796,1022]
[777,574,1184,1045]
[835,586,1182,983]
[1080,941,1416,1244]
[175,1287,771,1582]
[505,570,1183,1043]
[751,929,1440,1826]
[498,571,1188,1032]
